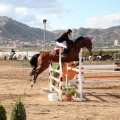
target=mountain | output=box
[74,26,120,41]
[0,16,56,42]
[54,26,120,48]
[54,27,120,42]
[0,16,120,48]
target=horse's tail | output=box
[30,53,40,76]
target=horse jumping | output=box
[30,36,93,87]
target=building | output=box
[114,40,120,46]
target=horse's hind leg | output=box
[31,65,48,87]
[29,66,36,81]
[30,66,36,76]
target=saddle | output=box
[51,46,68,56]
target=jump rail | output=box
[49,51,63,101]
[66,50,120,101]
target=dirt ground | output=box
[0,60,120,120]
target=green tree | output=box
[0,104,7,120]
[10,97,26,120]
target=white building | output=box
[114,40,120,46]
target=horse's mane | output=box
[74,36,85,42]
[60,34,85,42]
[57,33,90,44]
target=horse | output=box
[99,55,113,61]
[4,53,23,60]
[88,55,98,61]
[88,54,113,61]
[30,36,93,87]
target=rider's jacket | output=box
[56,32,73,45]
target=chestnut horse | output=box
[31,36,93,87]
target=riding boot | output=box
[62,48,66,56]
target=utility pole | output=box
[43,19,47,50]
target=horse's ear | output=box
[90,37,93,40]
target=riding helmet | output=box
[67,29,72,34]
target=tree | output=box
[10,97,26,120]
[0,104,7,120]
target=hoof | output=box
[29,73,33,76]
[31,83,34,87]
[29,77,33,81]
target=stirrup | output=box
[61,54,65,57]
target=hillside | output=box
[53,26,120,48]
[74,27,120,41]
[0,16,120,49]
[0,16,55,42]
[53,27,120,42]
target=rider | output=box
[98,49,102,55]
[10,48,16,60]
[98,49,102,59]
[55,29,74,56]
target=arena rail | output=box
[66,50,120,101]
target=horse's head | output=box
[74,36,93,55]
[84,37,93,55]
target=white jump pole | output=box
[59,49,63,101]
[77,48,84,101]
[83,79,120,83]
[48,49,63,101]
[81,65,120,70]
[66,63,68,87]
[49,63,53,91]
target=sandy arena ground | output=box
[0,60,120,120]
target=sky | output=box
[0,0,120,31]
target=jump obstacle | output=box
[48,49,120,101]
[48,49,84,101]
[49,50,63,101]
[65,52,120,101]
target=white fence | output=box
[0,51,39,60]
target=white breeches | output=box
[97,55,102,59]
[56,42,67,48]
